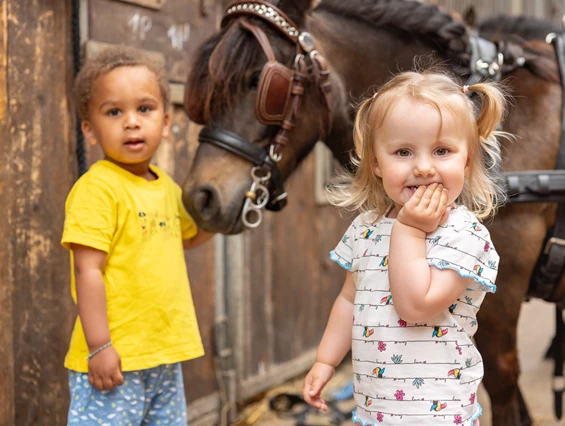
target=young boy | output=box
[63,45,213,425]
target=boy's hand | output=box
[88,346,123,391]
[303,362,335,411]
[397,183,451,233]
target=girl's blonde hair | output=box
[329,70,510,221]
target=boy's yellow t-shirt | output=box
[61,160,204,372]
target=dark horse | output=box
[183,1,562,424]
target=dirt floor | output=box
[233,299,564,426]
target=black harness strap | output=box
[199,127,287,211]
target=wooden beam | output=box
[0,0,14,423]
[7,0,75,423]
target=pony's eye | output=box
[248,71,261,90]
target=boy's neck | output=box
[104,157,158,181]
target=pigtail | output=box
[461,82,511,219]
[469,82,507,139]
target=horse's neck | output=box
[307,10,437,167]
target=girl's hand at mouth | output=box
[397,183,451,233]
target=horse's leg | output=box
[476,206,552,426]
[476,280,531,426]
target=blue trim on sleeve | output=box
[330,250,352,271]
[351,407,376,426]
[428,260,496,293]
[467,403,483,425]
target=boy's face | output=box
[81,65,170,178]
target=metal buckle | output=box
[547,32,557,44]
[298,32,315,53]
[241,166,271,228]
[269,144,283,162]
[544,237,565,255]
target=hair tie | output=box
[372,91,378,99]
[463,85,470,94]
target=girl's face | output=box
[373,97,471,217]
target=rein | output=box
[195,0,332,228]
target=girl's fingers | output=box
[418,183,438,208]
[409,185,426,206]
[439,188,448,211]
[427,184,443,211]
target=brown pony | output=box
[183,1,562,425]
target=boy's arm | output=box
[73,244,111,348]
[72,243,123,391]
[183,229,215,250]
[388,223,471,323]
[303,271,356,410]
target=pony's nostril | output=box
[194,187,217,220]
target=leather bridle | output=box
[191,0,332,228]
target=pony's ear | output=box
[463,5,476,28]
[273,0,319,28]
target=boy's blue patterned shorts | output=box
[67,363,187,425]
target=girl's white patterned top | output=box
[330,205,498,426]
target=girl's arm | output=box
[73,244,123,391]
[389,222,472,323]
[389,184,470,323]
[183,229,215,249]
[303,271,356,410]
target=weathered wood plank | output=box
[0,0,14,423]
[114,0,166,11]
[88,0,220,82]
[270,152,345,364]
[7,1,75,424]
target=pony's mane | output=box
[185,0,560,121]
[316,0,471,67]
[478,14,562,42]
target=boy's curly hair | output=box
[74,45,170,120]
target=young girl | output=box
[302,70,509,426]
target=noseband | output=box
[196,0,332,228]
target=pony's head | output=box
[183,0,329,234]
